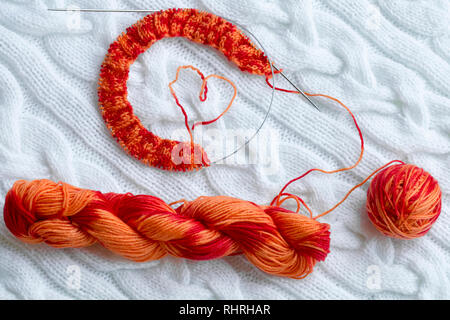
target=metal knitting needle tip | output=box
[273,66,320,112]
[48,8,159,13]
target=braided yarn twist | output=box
[366,163,441,239]
[98,8,272,172]
[3,179,330,278]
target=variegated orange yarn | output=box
[367,163,441,239]
[3,179,330,279]
[266,78,442,239]
[168,65,237,166]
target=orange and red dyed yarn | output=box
[98,8,272,171]
[168,65,238,166]
[367,163,441,239]
[3,179,330,279]
[266,79,442,240]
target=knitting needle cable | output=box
[273,66,320,111]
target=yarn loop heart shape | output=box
[168,65,237,144]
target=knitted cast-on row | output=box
[98,8,273,171]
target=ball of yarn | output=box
[366,164,441,239]
[3,179,330,279]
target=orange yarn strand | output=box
[191,74,237,131]
[267,77,441,239]
[169,65,237,132]
[168,65,237,163]
[314,160,405,220]
[267,77,365,219]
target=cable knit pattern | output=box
[0,0,449,299]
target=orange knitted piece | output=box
[98,8,272,171]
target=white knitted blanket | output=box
[1,0,449,299]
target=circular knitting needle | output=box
[273,66,320,111]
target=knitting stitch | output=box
[98,8,272,171]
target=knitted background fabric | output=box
[0,0,449,299]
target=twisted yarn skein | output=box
[3,179,330,279]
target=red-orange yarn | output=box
[98,8,273,171]
[265,78,442,238]
[3,179,330,279]
[366,163,441,239]
[168,65,237,166]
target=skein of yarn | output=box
[3,179,330,279]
